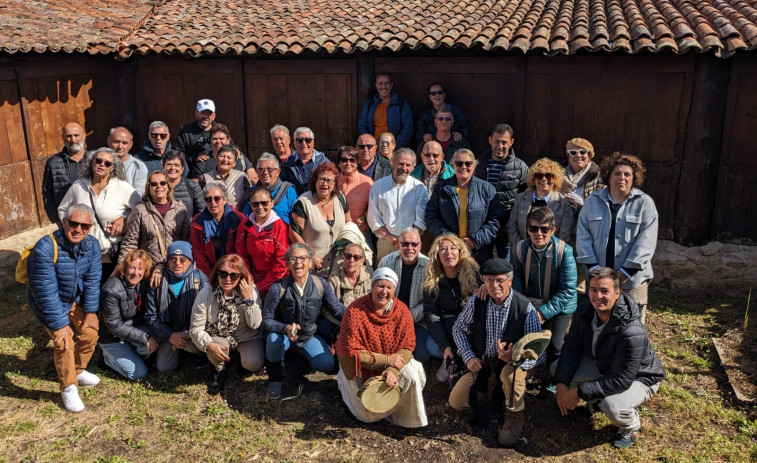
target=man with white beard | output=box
[42,122,89,226]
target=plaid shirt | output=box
[453,291,544,370]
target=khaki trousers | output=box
[206,337,265,372]
[449,365,533,412]
[44,304,99,391]
[375,237,398,267]
[626,281,649,324]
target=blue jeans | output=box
[412,325,444,362]
[265,332,334,380]
[99,325,152,380]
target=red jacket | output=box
[190,209,246,276]
[235,216,290,299]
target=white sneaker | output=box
[436,361,450,383]
[61,385,84,413]
[76,370,100,387]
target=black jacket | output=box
[173,177,205,217]
[99,276,149,345]
[42,149,87,223]
[474,148,528,224]
[553,292,665,401]
[175,120,213,167]
[371,155,393,181]
[423,276,464,352]
[135,140,175,175]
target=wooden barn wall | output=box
[713,54,757,244]
[0,53,755,245]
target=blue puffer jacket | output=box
[358,92,414,148]
[27,230,102,331]
[511,236,577,320]
[425,176,504,263]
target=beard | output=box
[66,141,85,153]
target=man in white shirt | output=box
[107,127,148,194]
[367,148,429,265]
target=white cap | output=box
[371,267,399,287]
[196,99,215,113]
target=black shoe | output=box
[208,369,227,395]
[193,355,211,370]
[578,400,601,418]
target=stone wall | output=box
[653,239,757,294]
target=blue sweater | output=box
[27,231,102,330]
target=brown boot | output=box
[498,410,525,446]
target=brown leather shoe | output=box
[498,410,525,446]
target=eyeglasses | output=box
[67,219,92,232]
[339,157,357,164]
[295,137,313,144]
[533,172,555,180]
[356,144,375,150]
[343,252,364,261]
[256,167,279,173]
[250,200,270,207]
[528,225,553,234]
[568,149,589,156]
[422,152,443,159]
[204,195,224,203]
[94,158,114,168]
[317,178,335,185]
[436,117,452,122]
[289,255,309,263]
[218,270,241,281]
[454,160,474,168]
[428,90,445,96]
[400,241,421,248]
[150,181,168,187]
[378,141,393,146]
[149,133,169,139]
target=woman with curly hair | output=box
[190,253,264,394]
[576,152,658,322]
[506,157,573,249]
[422,234,480,381]
[290,162,352,276]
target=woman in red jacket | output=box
[236,188,290,300]
[190,181,245,276]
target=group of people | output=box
[28,75,663,450]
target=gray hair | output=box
[148,121,169,132]
[63,203,94,221]
[451,148,477,165]
[285,243,314,262]
[257,152,280,168]
[393,148,416,167]
[108,127,133,141]
[203,181,228,199]
[398,227,420,240]
[293,127,314,140]
[84,148,126,181]
[269,124,289,137]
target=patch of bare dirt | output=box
[713,318,757,402]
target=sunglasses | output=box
[339,157,357,164]
[250,200,270,207]
[295,137,313,144]
[428,90,445,96]
[343,252,364,261]
[218,270,241,281]
[400,241,421,248]
[422,152,443,159]
[67,219,93,232]
[204,195,224,203]
[568,149,589,156]
[528,225,553,234]
[149,133,169,139]
[356,144,375,150]
[533,172,555,180]
[454,160,474,168]
[94,158,114,168]
[436,117,452,122]
[256,167,278,173]
[150,181,167,187]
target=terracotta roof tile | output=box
[0,0,156,55]
[2,0,756,58]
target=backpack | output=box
[16,233,58,285]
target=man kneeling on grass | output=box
[27,204,102,412]
[553,267,664,448]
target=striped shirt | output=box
[486,159,507,187]
[453,291,544,370]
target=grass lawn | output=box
[0,282,755,463]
